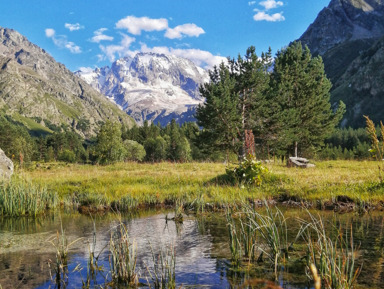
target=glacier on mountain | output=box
[76,52,210,126]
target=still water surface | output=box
[0,209,384,288]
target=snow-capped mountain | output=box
[76,52,210,125]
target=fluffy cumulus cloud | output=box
[45,28,81,54]
[253,11,285,21]
[140,44,226,69]
[64,23,84,31]
[115,15,205,40]
[116,16,168,35]
[252,0,285,22]
[259,0,283,10]
[99,34,136,62]
[91,28,114,43]
[165,23,205,39]
[45,28,55,38]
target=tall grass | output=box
[301,213,362,289]
[226,208,242,267]
[109,222,138,286]
[24,160,384,211]
[0,178,58,217]
[240,202,304,276]
[47,222,83,287]
[225,203,362,287]
[75,221,106,288]
[146,244,177,289]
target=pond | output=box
[0,208,384,288]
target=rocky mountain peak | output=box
[77,52,209,125]
[300,0,384,55]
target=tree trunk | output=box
[295,141,298,158]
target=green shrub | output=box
[226,155,268,187]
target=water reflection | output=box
[0,210,384,288]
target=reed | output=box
[301,213,362,289]
[109,221,138,286]
[77,221,106,288]
[244,202,299,276]
[47,222,82,288]
[226,209,242,267]
[146,244,177,289]
[0,178,58,217]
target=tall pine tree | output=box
[268,41,345,157]
[196,47,272,159]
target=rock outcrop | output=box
[299,0,384,127]
[0,148,13,180]
[300,0,384,56]
[0,27,135,138]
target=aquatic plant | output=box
[109,222,138,286]
[75,221,106,288]
[244,202,304,276]
[145,243,176,289]
[47,223,83,288]
[0,178,58,217]
[301,213,362,289]
[111,195,139,212]
[226,208,242,267]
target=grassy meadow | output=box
[19,160,384,211]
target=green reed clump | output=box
[226,208,242,267]
[75,222,106,288]
[109,222,138,286]
[301,213,361,289]
[0,178,58,217]
[244,202,304,276]
[111,195,139,212]
[225,202,305,276]
[146,244,176,289]
[48,223,82,288]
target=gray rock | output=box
[0,148,14,180]
[287,157,315,168]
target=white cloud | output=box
[116,16,168,35]
[65,23,84,31]
[140,44,226,69]
[99,34,136,62]
[45,28,81,54]
[45,28,55,38]
[78,67,95,73]
[259,0,283,10]
[248,1,256,5]
[165,23,205,39]
[91,28,114,43]
[253,11,285,22]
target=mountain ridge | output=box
[0,27,135,137]
[299,0,384,127]
[76,52,209,126]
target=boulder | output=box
[287,157,315,168]
[0,148,14,180]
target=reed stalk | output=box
[226,208,242,267]
[301,213,362,289]
[109,222,138,286]
[47,222,82,288]
[146,243,177,289]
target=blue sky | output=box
[1,0,330,71]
